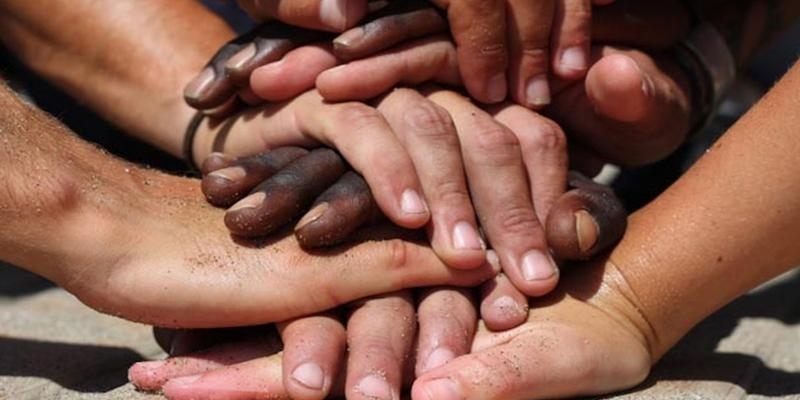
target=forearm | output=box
[611,61,800,358]
[0,84,116,282]
[0,0,235,157]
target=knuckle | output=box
[432,179,472,208]
[336,103,386,132]
[495,204,542,236]
[385,238,412,272]
[471,122,521,165]
[349,333,402,364]
[519,119,567,154]
[403,102,456,141]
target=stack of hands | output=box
[3,0,797,399]
[131,1,693,399]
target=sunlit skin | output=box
[133,61,800,400]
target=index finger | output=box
[432,0,509,104]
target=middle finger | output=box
[426,89,559,297]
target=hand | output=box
[183,1,691,113]
[130,257,658,400]
[230,0,614,106]
[129,288,481,400]
[311,39,693,168]
[50,157,499,328]
[412,258,655,400]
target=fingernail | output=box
[525,74,551,107]
[421,378,461,400]
[292,362,325,391]
[334,27,365,49]
[320,0,348,31]
[184,67,215,101]
[423,347,456,373]
[163,374,202,390]
[229,192,265,211]
[575,209,600,253]
[492,295,528,318]
[453,221,483,250]
[208,166,246,183]
[487,73,507,103]
[560,46,587,72]
[520,250,558,281]
[356,374,394,400]
[401,189,428,215]
[295,202,329,231]
[225,43,256,71]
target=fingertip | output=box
[128,361,165,392]
[504,249,560,297]
[586,54,652,122]
[546,181,627,260]
[479,271,529,332]
[201,152,235,175]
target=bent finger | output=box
[416,287,477,376]
[432,0,509,103]
[546,171,627,260]
[376,88,485,269]
[479,267,529,332]
[345,291,416,400]
[278,313,346,400]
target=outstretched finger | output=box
[317,35,461,102]
[294,171,380,249]
[202,147,309,208]
[129,326,282,392]
[225,148,348,238]
[333,6,448,61]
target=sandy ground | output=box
[1,262,799,400]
